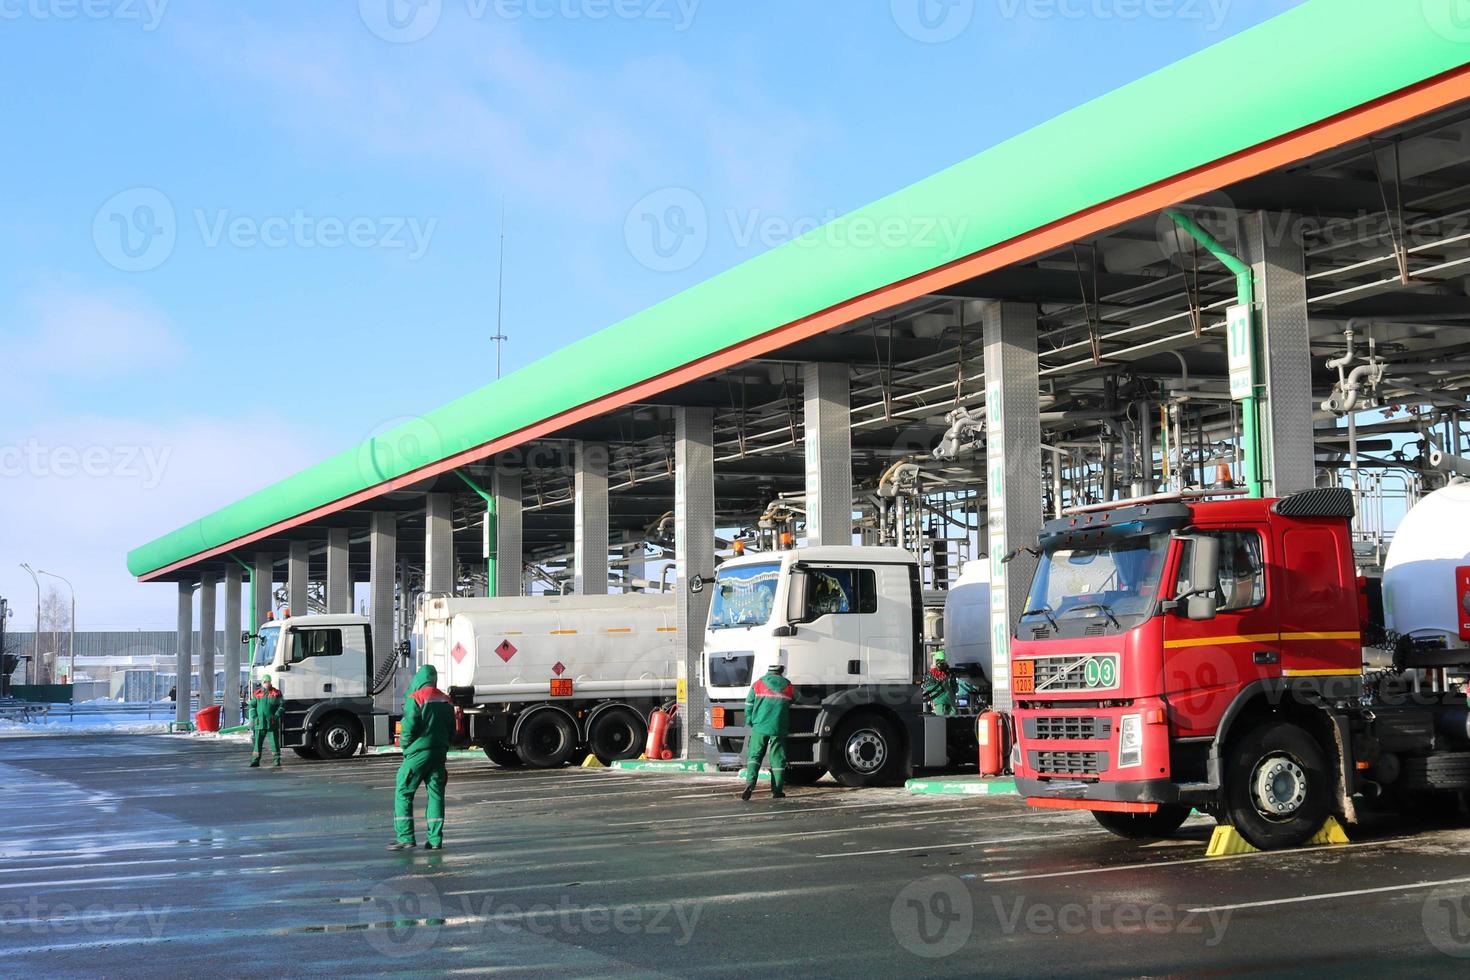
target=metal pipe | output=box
[1064,486,1249,516]
[1134,401,1154,496]
[1164,209,1261,498]
[455,470,497,598]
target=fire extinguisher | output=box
[977,709,1011,776]
[453,706,468,745]
[645,703,678,760]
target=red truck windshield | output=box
[1019,532,1171,637]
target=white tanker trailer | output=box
[1382,481,1470,653]
[247,593,677,768]
[418,593,677,768]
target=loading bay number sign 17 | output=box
[1227,304,1254,401]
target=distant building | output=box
[5,631,243,702]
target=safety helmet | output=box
[260,674,271,685]
[932,649,946,663]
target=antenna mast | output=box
[491,200,508,379]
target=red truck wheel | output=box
[1223,720,1331,850]
[1092,805,1190,840]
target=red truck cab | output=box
[1011,488,1365,849]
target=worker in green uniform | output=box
[741,663,792,801]
[923,649,959,717]
[249,675,283,768]
[390,664,455,851]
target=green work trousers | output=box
[251,724,280,763]
[395,756,448,846]
[744,732,786,794]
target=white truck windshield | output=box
[253,626,280,667]
[1021,533,1170,633]
[709,562,781,629]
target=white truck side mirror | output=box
[786,570,810,625]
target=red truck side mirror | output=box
[1165,534,1220,621]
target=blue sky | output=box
[0,0,1302,628]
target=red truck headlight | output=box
[1118,713,1143,768]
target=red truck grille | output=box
[1028,716,1111,740]
[1030,750,1106,776]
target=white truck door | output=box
[786,566,868,686]
[282,626,346,699]
[337,623,370,698]
[861,565,915,683]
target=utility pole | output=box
[491,200,508,379]
[0,597,12,698]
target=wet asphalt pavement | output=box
[4,735,1470,977]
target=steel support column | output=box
[397,557,411,642]
[574,441,609,595]
[288,541,309,616]
[983,301,1043,714]
[803,362,853,546]
[370,513,398,713]
[625,548,647,593]
[326,528,350,614]
[674,407,715,760]
[253,553,273,636]
[198,573,216,710]
[222,565,242,727]
[494,471,523,598]
[425,493,454,596]
[175,582,192,725]
[1242,211,1316,496]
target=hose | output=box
[370,644,403,696]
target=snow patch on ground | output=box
[0,716,170,736]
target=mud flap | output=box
[1328,711,1358,825]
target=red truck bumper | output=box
[1013,698,1181,809]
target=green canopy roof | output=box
[129,0,1470,578]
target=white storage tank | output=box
[942,559,992,677]
[418,593,678,701]
[1383,482,1470,649]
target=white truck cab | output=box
[248,613,391,759]
[703,545,980,786]
[704,546,919,696]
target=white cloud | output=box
[0,412,326,630]
[7,288,183,385]
[166,12,827,223]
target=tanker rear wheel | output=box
[515,711,577,769]
[482,740,523,768]
[588,706,646,764]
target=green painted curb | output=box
[219,725,250,734]
[611,759,711,773]
[611,760,776,780]
[369,745,484,758]
[905,777,1017,796]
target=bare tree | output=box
[39,587,70,686]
